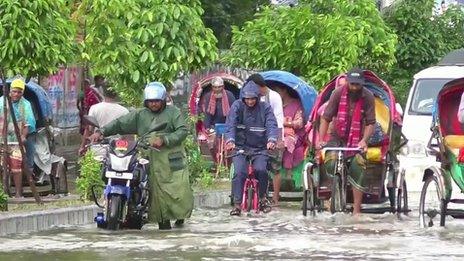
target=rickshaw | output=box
[188,72,243,173]
[0,79,67,196]
[303,70,408,216]
[419,77,464,227]
[260,70,317,199]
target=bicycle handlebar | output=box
[226,149,274,159]
[321,147,363,154]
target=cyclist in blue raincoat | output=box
[225,81,278,216]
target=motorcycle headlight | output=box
[401,140,427,157]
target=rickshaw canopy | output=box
[434,77,464,136]
[260,70,317,121]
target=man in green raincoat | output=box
[90,82,193,230]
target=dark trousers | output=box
[232,154,268,203]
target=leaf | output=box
[132,70,140,83]
[141,51,149,62]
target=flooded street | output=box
[1,192,464,260]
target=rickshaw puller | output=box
[317,68,375,215]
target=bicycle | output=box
[228,149,272,215]
[321,147,362,214]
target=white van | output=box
[400,51,464,191]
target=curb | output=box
[0,190,230,237]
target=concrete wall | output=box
[0,190,230,236]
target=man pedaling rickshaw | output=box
[225,81,278,216]
[317,68,376,215]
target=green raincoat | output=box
[101,105,193,223]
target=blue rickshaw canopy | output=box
[260,70,317,121]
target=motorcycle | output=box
[84,115,167,230]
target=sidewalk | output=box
[0,190,231,236]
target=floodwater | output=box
[1,192,464,260]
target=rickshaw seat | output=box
[444,135,464,149]
[374,97,390,134]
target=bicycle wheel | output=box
[247,186,253,212]
[419,175,446,228]
[302,175,316,217]
[397,174,409,218]
[330,174,343,214]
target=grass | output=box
[193,179,231,192]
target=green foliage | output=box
[383,0,464,105]
[0,0,77,77]
[183,115,213,187]
[224,0,397,89]
[199,0,268,49]
[78,0,218,106]
[76,150,104,201]
[0,182,8,211]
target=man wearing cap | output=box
[0,78,36,198]
[225,81,278,216]
[317,68,376,215]
[200,76,236,130]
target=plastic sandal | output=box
[230,208,241,216]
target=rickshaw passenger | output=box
[317,68,375,215]
[458,91,464,123]
[0,78,36,198]
[273,84,305,204]
[90,82,193,230]
[246,73,284,204]
[225,81,278,216]
[200,76,236,130]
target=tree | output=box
[0,0,77,78]
[223,0,397,89]
[383,0,464,105]
[0,0,77,202]
[77,0,218,105]
[199,0,268,49]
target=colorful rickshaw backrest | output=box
[0,79,53,128]
[260,70,317,122]
[435,77,464,136]
[188,72,243,116]
[309,70,402,126]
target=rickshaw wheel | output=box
[397,171,409,218]
[302,174,315,217]
[419,175,446,228]
[330,174,345,214]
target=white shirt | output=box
[458,92,464,124]
[260,88,284,129]
[88,102,129,128]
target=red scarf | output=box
[336,85,364,148]
[207,90,230,116]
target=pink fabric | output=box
[282,100,305,169]
[335,85,363,149]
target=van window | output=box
[409,79,452,115]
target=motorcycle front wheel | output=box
[107,195,123,230]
